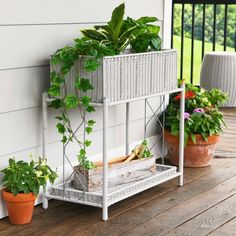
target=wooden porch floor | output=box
[0,157,236,236]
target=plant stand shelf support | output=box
[103,97,109,221]
[42,92,49,210]
[178,83,185,186]
[126,103,130,155]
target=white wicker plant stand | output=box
[42,49,185,221]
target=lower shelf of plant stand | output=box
[46,164,180,208]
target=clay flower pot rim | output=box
[164,130,220,145]
[2,189,36,203]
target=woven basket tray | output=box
[51,49,177,103]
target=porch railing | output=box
[171,0,236,84]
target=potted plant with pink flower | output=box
[164,82,228,167]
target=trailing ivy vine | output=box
[48,3,162,170]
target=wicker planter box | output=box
[51,49,177,103]
[73,156,157,192]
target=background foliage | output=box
[173,4,236,83]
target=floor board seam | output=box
[119,182,236,236]
[205,215,236,235]
[157,192,236,236]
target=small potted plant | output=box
[73,140,156,192]
[165,82,228,167]
[1,157,58,224]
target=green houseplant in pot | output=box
[165,83,228,167]
[1,157,58,224]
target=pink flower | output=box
[194,108,204,113]
[184,112,190,120]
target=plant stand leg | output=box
[126,103,130,155]
[42,93,49,208]
[102,98,109,221]
[178,83,185,186]
[43,188,48,209]
[144,99,147,139]
[161,95,166,165]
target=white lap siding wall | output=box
[0,0,172,218]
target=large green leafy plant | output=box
[81,3,161,53]
[49,3,162,170]
[165,83,228,144]
[1,158,58,196]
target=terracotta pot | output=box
[2,189,36,224]
[164,130,220,167]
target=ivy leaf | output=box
[85,127,93,134]
[49,99,63,109]
[62,135,67,144]
[51,54,61,64]
[64,95,78,109]
[86,105,95,113]
[48,84,61,97]
[79,149,86,157]
[61,65,71,75]
[56,123,66,134]
[88,120,96,126]
[81,96,91,107]
[84,139,92,147]
[84,59,100,72]
[50,71,64,84]
[75,78,94,92]
[55,116,63,121]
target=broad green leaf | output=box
[150,37,162,51]
[147,25,160,35]
[201,133,208,141]
[81,29,106,41]
[109,3,125,34]
[184,132,188,145]
[190,133,196,144]
[137,16,158,24]
[131,38,149,53]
